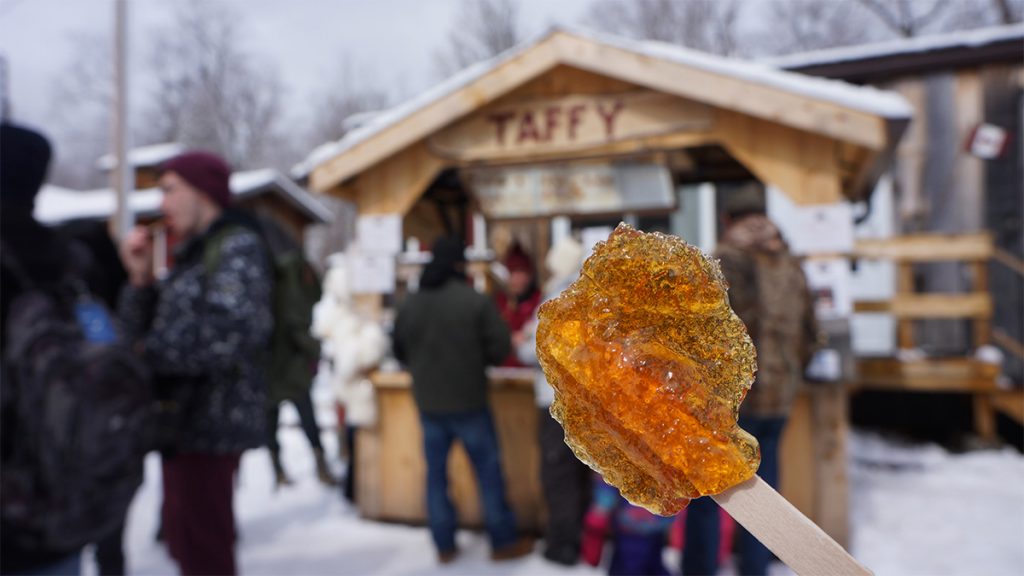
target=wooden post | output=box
[897,262,915,348]
[973,393,997,441]
[111,0,134,241]
[811,385,850,548]
[972,261,991,346]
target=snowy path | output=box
[89,421,1023,576]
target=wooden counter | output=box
[357,368,544,531]
[357,370,850,546]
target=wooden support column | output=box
[972,261,991,346]
[897,262,916,348]
[812,385,850,549]
[973,393,997,441]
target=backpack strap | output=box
[202,226,239,278]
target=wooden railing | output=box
[851,232,1023,437]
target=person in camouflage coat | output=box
[683,184,818,576]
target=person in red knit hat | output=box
[118,150,273,576]
[494,242,541,367]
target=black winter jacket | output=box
[118,212,273,454]
[393,278,510,415]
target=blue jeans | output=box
[683,416,787,576]
[419,409,518,553]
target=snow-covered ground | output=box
[848,433,1024,576]
[85,416,1024,576]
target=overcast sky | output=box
[0,0,596,131]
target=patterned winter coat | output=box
[119,211,273,454]
[715,215,817,418]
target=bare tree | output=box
[755,0,877,56]
[855,0,951,37]
[584,0,741,56]
[143,0,285,169]
[304,58,389,148]
[45,33,113,188]
[937,0,1023,30]
[993,0,1024,22]
[433,0,523,78]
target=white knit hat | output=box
[545,236,584,284]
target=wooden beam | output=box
[552,32,893,150]
[854,233,994,262]
[715,111,844,205]
[854,293,993,318]
[993,328,1024,360]
[991,391,1024,425]
[448,130,711,168]
[993,247,1024,276]
[341,142,447,216]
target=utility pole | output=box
[112,0,134,240]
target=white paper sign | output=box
[347,251,396,294]
[968,123,1008,159]
[803,258,852,320]
[581,226,614,258]
[356,214,403,255]
[788,203,854,255]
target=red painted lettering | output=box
[567,105,586,140]
[596,99,625,140]
[517,111,541,144]
[488,111,516,145]
[542,106,562,142]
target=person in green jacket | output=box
[393,236,532,565]
[262,235,337,488]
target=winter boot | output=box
[271,450,293,488]
[314,447,339,486]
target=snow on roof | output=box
[35,169,332,225]
[293,26,913,179]
[566,26,913,117]
[96,142,187,171]
[291,31,541,179]
[766,23,1024,71]
[230,168,335,223]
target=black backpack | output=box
[1,244,154,552]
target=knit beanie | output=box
[503,242,533,274]
[420,236,466,289]
[1,122,52,207]
[160,151,232,208]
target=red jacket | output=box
[495,288,541,367]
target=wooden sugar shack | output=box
[299,27,912,545]
[775,25,1024,443]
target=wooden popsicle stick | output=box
[711,475,871,576]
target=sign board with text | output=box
[462,163,675,220]
[429,91,712,162]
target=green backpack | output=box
[204,215,322,403]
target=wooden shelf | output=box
[856,358,999,392]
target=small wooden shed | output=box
[299,27,911,544]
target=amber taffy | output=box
[536,223,760,515]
